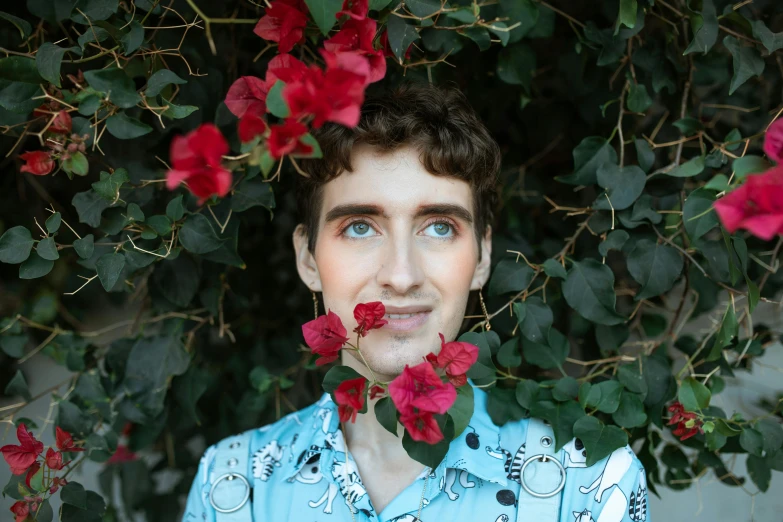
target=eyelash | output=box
[339,217,460,240]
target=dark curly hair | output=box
[295,81,501,261]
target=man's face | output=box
[293,143,492,380]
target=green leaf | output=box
[173,366,211,424]
[755,418,783,455]
[105,112,153,139]
[556,136,617,185]
[304,0,342,35]
[598,230,629,257]
[673,117,703,136]
[96,252,125,291]
[179,213,225,254]
[514,297,553,343]
[746,454,771,492]
[683,0,717,55]
[45,212,62,233]
[595,323,630,355]
[62,151,89,177]
[162,97,198,119]
[230,179,276,213]
[61,482,88,509]
[144,69,186,97]
[4,370,32,401]
[626,239,683,300]
[704,174,729,192]
[406,0,442,17]
[461,27,491,51]
[449,384,474,437]
[166,195,185,221]
[542,258,567,279]
[402,415,452,468]
[266,80,290,118]
[375,396,399,437]
[70,0,119,23]
[36,42,69,87]
[121,20,144,54]
[723,36,765,95]
[386,13,420,62]
[615,0,637,33]
[19,251,54,279]
[497,338,522,368]
[593,164,646,211]
[583,380,623,413]
[626,81,651,112]
[678,377,711,411]
[322,365,363,394]
[522,328,569,370]
[563,259,626,325]
[121,335,190,400]
[732,155,769,181]
[498,0,538,43]
[369,0,394,9]
[77,27,110,51]
[78,94,102,116]
[0,81,41,113]
[740,427,764,457]
[751,19,783,54]
[635,138,655,173]
[538,400,586,451]
[36,237,59,261]
[573,415,628,467]
[61,488,106,522]
[552,377,579,401]
[0,11,32,40]
[707,300,738,361]
[0,56,42,83]
[153,252,199,307]
[488,258,535,296]
[487,386,527,425]
[91,169,129,201]
[73,234,95,259]
[612,390,647,428]
[683,188,719,241]
[0,226,34,264]
[84,67,140,109]
[665,155,705,177]
[1,333,28,358]
[486,21,510,47]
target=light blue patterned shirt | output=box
[183,384,650,522]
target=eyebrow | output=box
[324,203,474,225]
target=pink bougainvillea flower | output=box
[336,0,369,20]
[324,18,386,84]
[45,447,66,471]
[284,49,369,129]
[302,309,350,366]
[49,110,72,134]
[400,410,444,443]
[49,476,67,495]
[165,124,232,205]
[369,384,386,400]
[238,113,268,143]
[714,166,783,241]
[225,76,270,120]
[388,361,457,416]
[0,424,44,475]
[334,377,368,423]
[10,500,29,522]
[666,401,704,441]
[253,0,309,53]
[266,53,309,84]
[764,119,783,163]
[268,119,313,159]
[55,426,84,453]
[19,151,55,176]
[107,445,137,464]
[426,333,478,387]
[353,301,388,337]
[24,461,40,489]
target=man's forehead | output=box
[319,144,474,215]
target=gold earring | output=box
[479,287,491,331]
[312,289,319,320]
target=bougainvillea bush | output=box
[1,0,783,519]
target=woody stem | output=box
[353,336,378,385]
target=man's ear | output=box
[470,225,492,290]
[292,224,322,292]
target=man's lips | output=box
[382,311,431,331]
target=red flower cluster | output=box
[18,109,80,176]
[334,377,368,423]
[426,333,479,387]
[389,362,457,444]
[165,124,232,205]
[302,309,351,366]
[353,301,388,337]
[253,0,309,54]
[714,166,783,241]
[20,151,55,176]
[763,118,783,163]
[667,401,704,441]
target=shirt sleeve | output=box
[563,444,650,522]
[182,445,217,522]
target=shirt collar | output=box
[280,382,508,486]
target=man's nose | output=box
[375,233,425,295]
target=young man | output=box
[183,83,649,522]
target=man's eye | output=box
[343,221,377,238]
[424,222,454,237]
